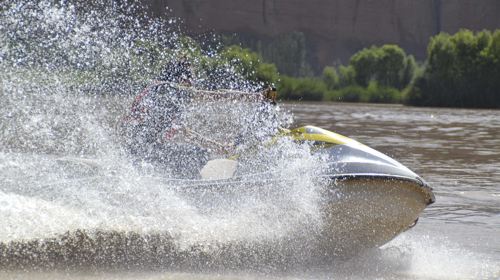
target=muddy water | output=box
[1,101,499,279]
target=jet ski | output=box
[142,123,434,257]
[119,84,435,256]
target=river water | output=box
[1,101,499,279]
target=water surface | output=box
[2,101,499,279]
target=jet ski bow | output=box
[284,125,435,255]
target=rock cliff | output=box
[143,0,500,70]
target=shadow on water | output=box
[0,230,317,271]
[5,230,494,280]
[0,227,414,277]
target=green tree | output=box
[420,32,458,106]
[222,45,279,84]
[322,66,339,89]
[377,45,407,88]
[349,47,379,87]
[337,65,356,87]
[407,29,500,108]
[401,55,417,87]
[349,44,412,89]
[482,30,500,106]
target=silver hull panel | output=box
[319,176,432,256]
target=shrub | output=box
[331,85,368,102]
[221,45,279,85]
[322,66,339,90]
[349,45,414,89]
[366,81,402,103]
[278,76,326,101]
[406,29,500,108]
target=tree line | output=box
[230,29,500,109]
[408,30,500,108]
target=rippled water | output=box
[1,101,499,279]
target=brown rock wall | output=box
[144,0,500,68]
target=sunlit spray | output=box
[0,0,329,270]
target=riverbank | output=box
[232,30,500,109]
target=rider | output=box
[119,55,195,172]
[120,55,278,177]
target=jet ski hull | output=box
[175,126,435,256]
[309,132,435,255]
[172,171,433,257]
[319,176,432,256]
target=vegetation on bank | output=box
[228,44,414,104]
[406,30,500,108]
[277,44,415,103]
[229,29,500,108]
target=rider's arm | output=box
[189,89,265,102]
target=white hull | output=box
[320,177,432,256]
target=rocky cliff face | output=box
[144,0,500,70]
